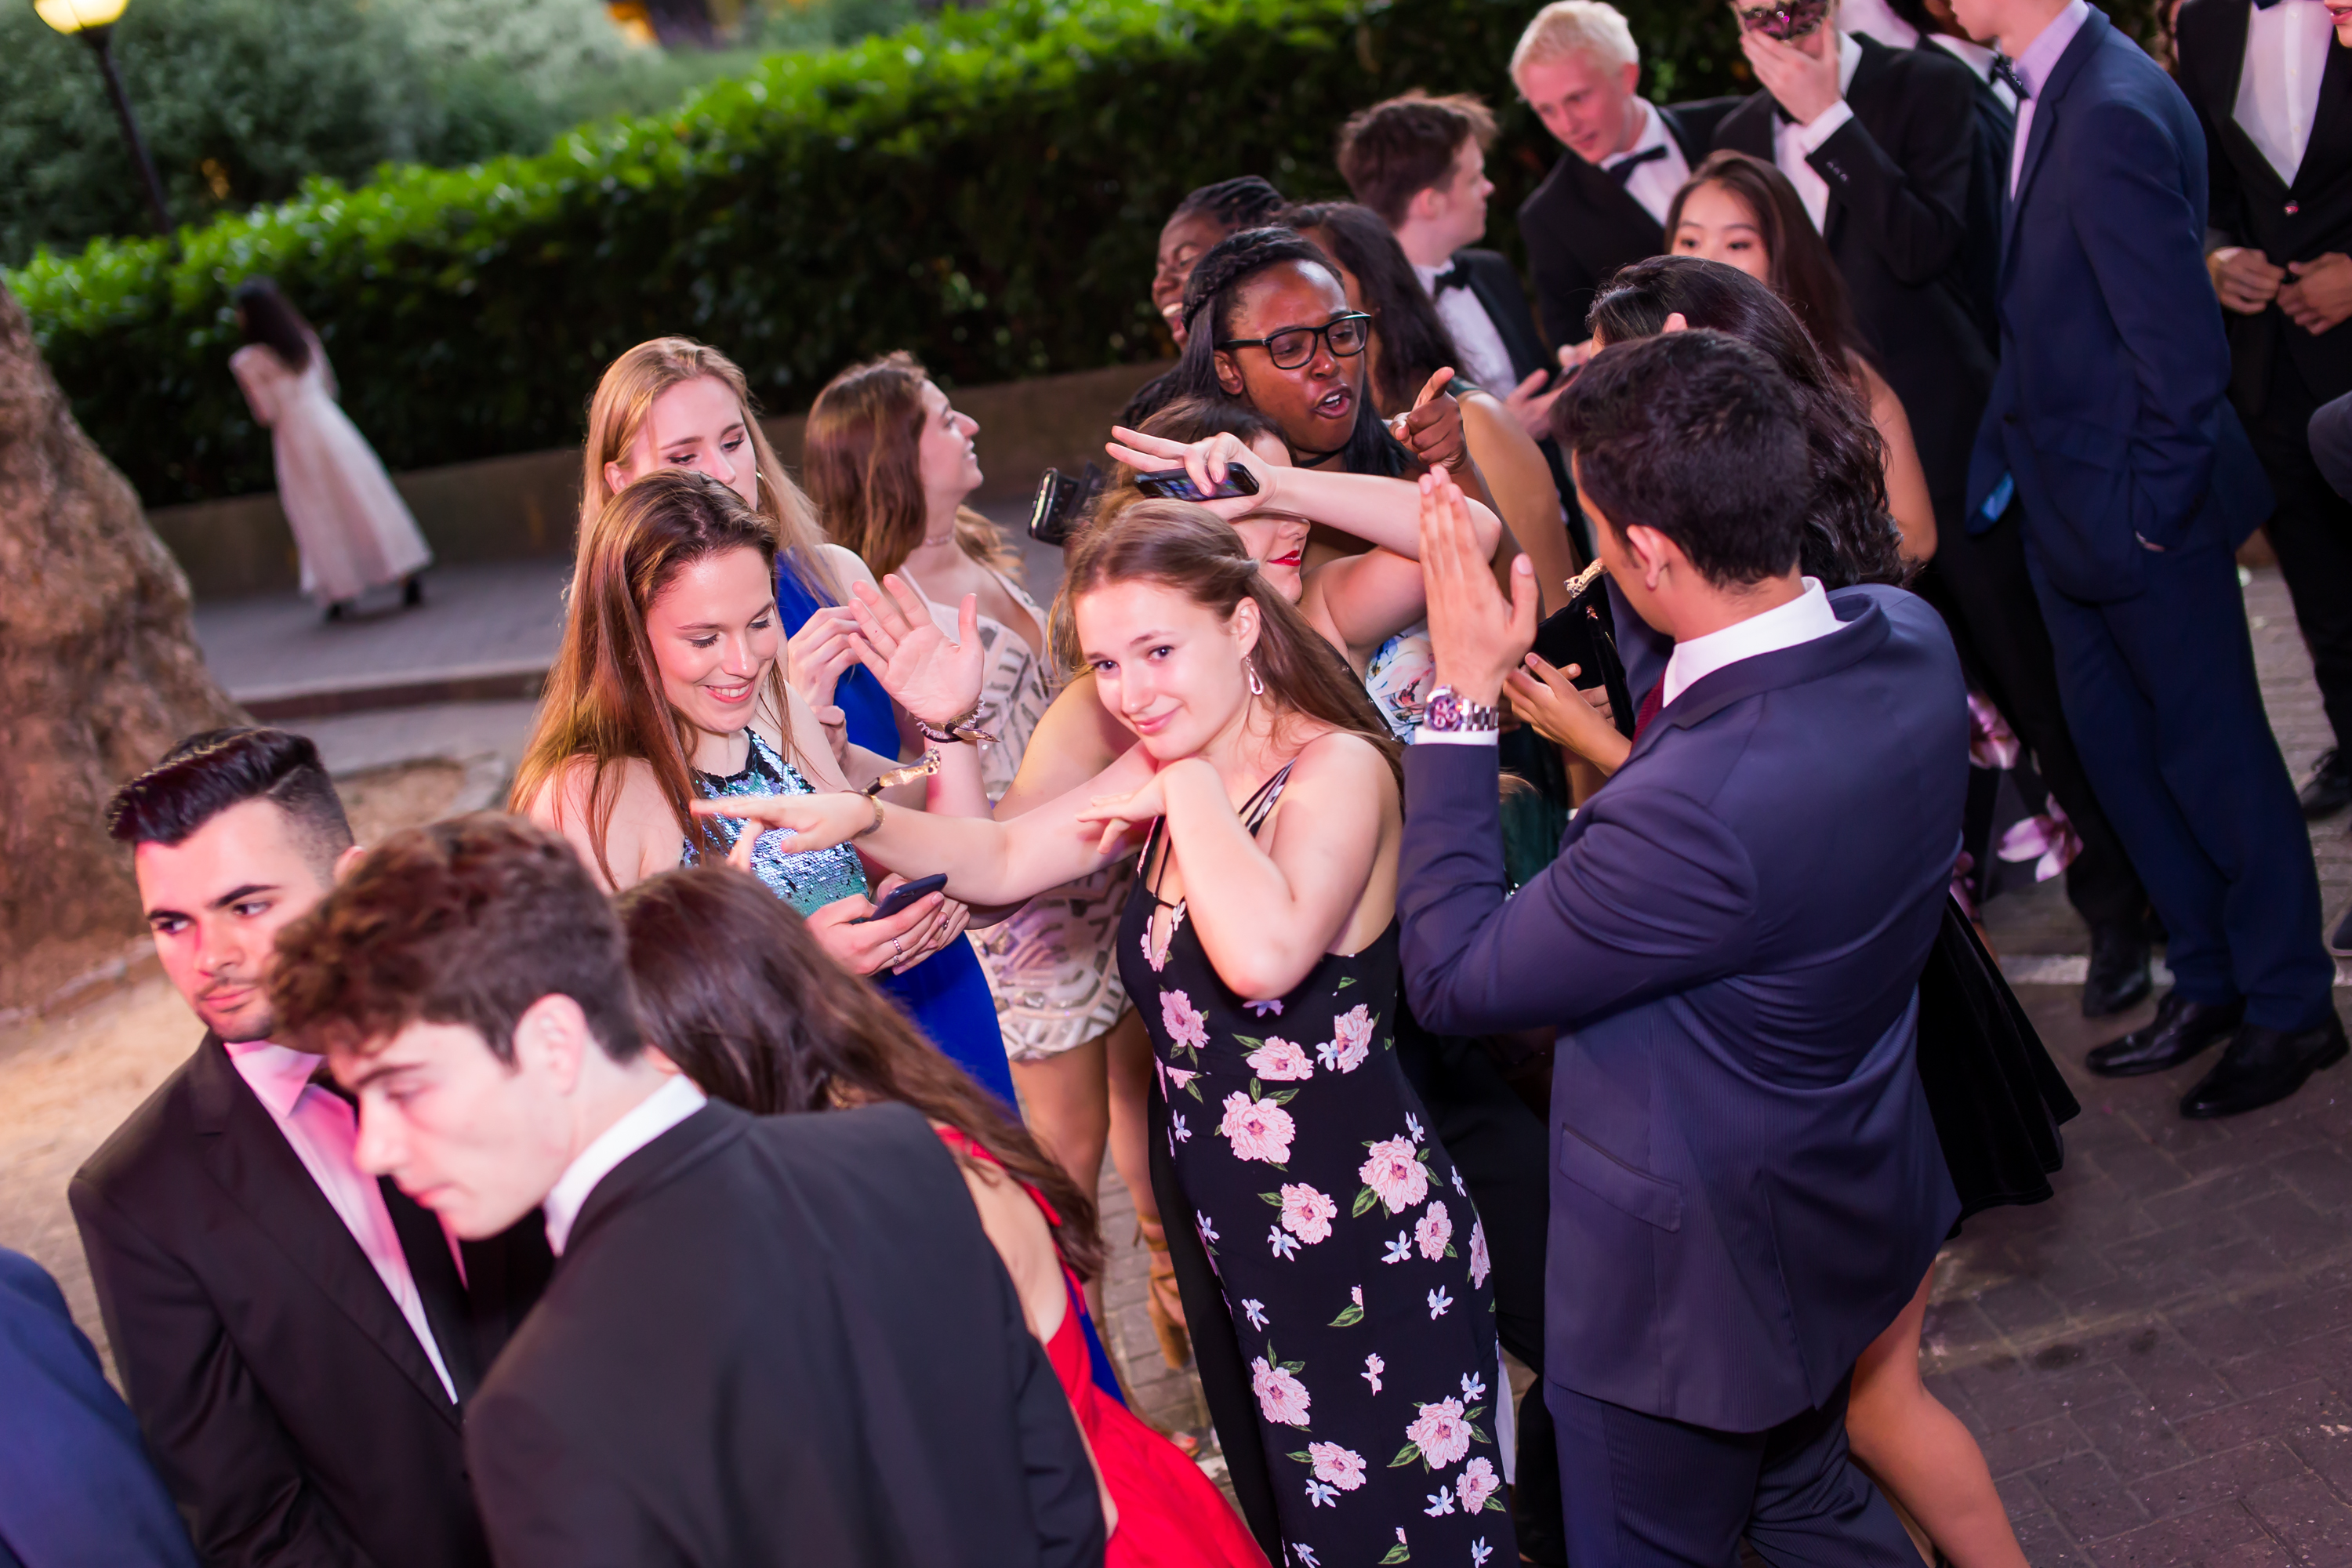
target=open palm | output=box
[850,573,985,726]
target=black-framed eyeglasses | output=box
[1215,312,1374,370]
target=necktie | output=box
[1631,681,1664,742]
[1606,143,1671,185]
[1991,53,2031,100]
[1430,262,1470,294]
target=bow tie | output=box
[1606,143,1671,184]
[1431,262,1472,294]
[1991,52,2030,100]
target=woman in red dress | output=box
[618,862,1268,1568]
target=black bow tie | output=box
[1606,143,1671,184]
[1431,262,1471,294]
[1991,52,2030,100]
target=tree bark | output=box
[0,279,241,1014]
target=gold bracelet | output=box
[859,794,884,839]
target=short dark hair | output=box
[1171,175,1288,232]
[1335,93,1497,227]
[1556,330,1810,586]
[106,728,354,873]
[269,812,643,1065]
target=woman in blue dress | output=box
[517,336,1013,1106]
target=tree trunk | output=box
[0,279,241,1015]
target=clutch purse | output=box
[1530,561,1635,739]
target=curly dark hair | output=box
[1171,174,1288,232]
[1587,256,1907,588]
[1281,200,1465,412]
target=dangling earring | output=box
[1246,658,1265,697]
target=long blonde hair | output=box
[510,470,796,887]
[802,350,1016,580]
[580,337,843,604]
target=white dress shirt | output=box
[1929,33,2020,113]
[541,1073,709,1257]
[1773,32,1868,234]
[1606,99,1693,227]
[1661,576,1844,705]
[2236,0,2332,186]
[226,1039,459,1403]
[1415,260,1520,396]
[2011,0,2092,196]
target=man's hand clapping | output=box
[1420,464,1537,706]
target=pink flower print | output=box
[1319,1003,1374,1073]
[1362,1352,1385,1394]
[1164,1065,1200,1095]
[1247,1037,1315,1081]
[1359,1135,1430,1214]
[1160,989,1208,1054]
[1308,1441,1369,1492]
[1406,1396,1472,1468]
[1456,1457,1502,1514]
[1251,1356,1312,1426]
[1142,902,1186,971]
[1220,1091,1297,1164]
[1414,1200,1454,1261]
[1468,1218,1491,1288]
[1279,1183,1338,1245]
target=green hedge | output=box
[8,0,2152,508]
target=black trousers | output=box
[1922,513,2151,930]
[2247,352,2352,760]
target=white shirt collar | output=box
[2013,0,2090,100]
[1835,29,1864,93]
[1929,31,1998,82]
[1661,577,1845,706]
[223,1038,325,1119]
[542,1073,708,1257]
[1610,98,1671,166]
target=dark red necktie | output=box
[1631,682,1664,743]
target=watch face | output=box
[1426,691,1463,730]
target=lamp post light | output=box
[36,0,174,238]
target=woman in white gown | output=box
[229,280,432,619]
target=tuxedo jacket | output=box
[1965,8,2271,601]
[1715,36,1995,523]
[2176,0,2352,413]
[1518,98,1741,349]
[1446,247,1551,387]
[69,1034,551,1568]
[1399,586,1965,1432]
[466,1100,1106,1568]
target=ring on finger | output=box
[889,935,905,960]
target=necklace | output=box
[918,529,954,547]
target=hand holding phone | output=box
[1134,464,1260,503]
[850,873,949,924]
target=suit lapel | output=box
[1659,103,1711,165]
[1616,599,1893,770]
[2003,11,2111,264]
[1716,93,1777,162]
[2302,25,2352,190]
[380,1181,481,1403]
[188,1039,461,1428]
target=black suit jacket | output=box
[1447,247,1550,387]
[1715,37,1995,525]
[466,1100,1106,1568]
[1518,98,1742,349]
[2177,0,2352,413]
[68,1034,550,1568]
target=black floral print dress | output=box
[1120,764,1516,1568]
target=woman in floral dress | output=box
[698,498,1515,1567]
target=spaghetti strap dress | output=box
[1119,764,1516,1568]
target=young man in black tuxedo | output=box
[70,728,552,1568]
[1512,1,1741,357]
[271,813,1105,1568]
[2179,0,2352,829]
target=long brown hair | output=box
[803,350,1014,580]
[580,337,841,603]
[1063,499,1402,782]
[509,470,796,886]
[1664,151,1872,384]
[616,864,1105,1282]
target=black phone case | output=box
[1134,464,1259,503]
[1530,564,1637,739]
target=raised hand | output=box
[1421,465,1537,705]
[1504,652,1631,775]
[1073,765,1176,858]
[1104,426,1270,521]
[785,605,862,713]
[1501,367,1566,445]
[1389,368,1470,473]
[848,574,984,726]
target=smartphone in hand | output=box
[850,873,949,924]
[1134,465,1260,503]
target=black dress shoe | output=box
[2181,1013,2350,1119]
[2299,750,2352,820]
[2086,991,2245,1077]
[2082,924,2154,1018]
[2329,906,2352,960]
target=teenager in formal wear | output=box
[1401,328,1963,1566]
[2179,0,2352,822]
[1878,0,2017,344]
[0,1247,197,1567]
[618,864,1270,1568]
[71,728,550,1568]
[698,502,1517,1568]
[1960,0,2344,1118]
[1511,2,1740,357]
[1123,177,1290,428]
[228,279,431,620]
[266,813,1105,1567]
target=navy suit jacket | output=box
[0,1249,196,1568]
[1400,586,1965,1432]
[1965,8,2270,602]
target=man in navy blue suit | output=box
[1399,330,1964,1564]
[0,1247,197,1567]
[1958,0,2343,1117]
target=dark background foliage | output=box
[10,0,2159,507]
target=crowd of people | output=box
[5,0,2348,1562]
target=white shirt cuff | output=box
[1795,100,1854,152]
[1412,728,1501,746]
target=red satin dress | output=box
[935,1127,1269,1568]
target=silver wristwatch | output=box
[1421,686,1499,734]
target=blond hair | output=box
[1510,0,1640,80]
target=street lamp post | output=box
[36,0,173,238]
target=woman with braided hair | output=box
[1120,176,1292,428]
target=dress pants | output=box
[2248,353,2352,760]
[1547,1375,1919,1568]
[2027,539,2333,1031]
[1924,514,2150,928]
